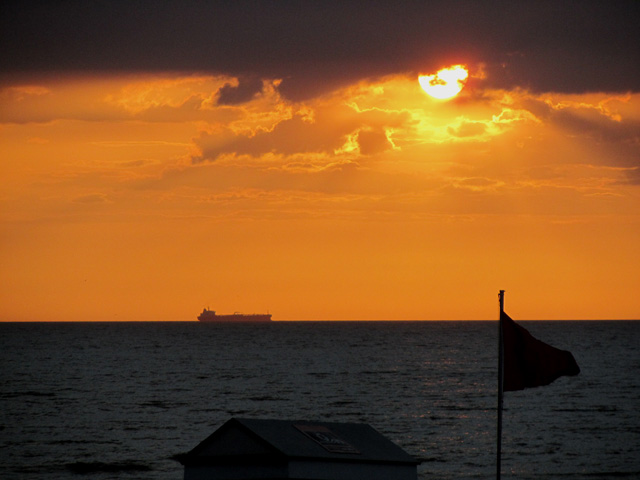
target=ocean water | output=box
[1,321,638,479]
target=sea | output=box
[1,320,638,479]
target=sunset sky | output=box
[1,1,639,321]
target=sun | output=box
[419,65,469,100]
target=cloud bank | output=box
[2,1,638,100]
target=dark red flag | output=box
[501,312,580,391]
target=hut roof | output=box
[180,417,419,466]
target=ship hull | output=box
[198,311,272,322]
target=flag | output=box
[501,311,580,391]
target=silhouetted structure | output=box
[198,308,272,322]
[177,417,419,480]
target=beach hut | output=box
[177,417,420,480]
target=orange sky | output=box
[1,70,639,321]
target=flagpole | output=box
[497,290,505,480]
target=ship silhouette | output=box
[197,308,272,322]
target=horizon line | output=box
[1,318,638,323]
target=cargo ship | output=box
[197,308,272,322]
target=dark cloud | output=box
[216,78,263,105]
[1,1,638,99]
[191,96,411,163]
[520,96,640,170]
[193,113,348,162]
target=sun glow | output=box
[419,65,469,100]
